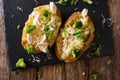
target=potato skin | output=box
[21,4,61,53]
[55,11,95,62]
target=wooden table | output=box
[0,0,120,80]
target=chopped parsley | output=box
[58,0,68,5]
[43,9,49,17]
[42,9,50,21]
[44,25,54,41]
[71,0,77,5]
[73,30,82,37]
[90,71,99,80]
[72,49,80,58]
[27,45,35,54]
[83,0,93,4]
[17,25,21,30]
[16,58,26,69]
[27,25,36,33]
[93,47,100,57]
[91,44,102,57]
[73,21,83,29]
[62,30,68,38]
[58,0,78,5]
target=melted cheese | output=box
[34,34,49,53]
[84,30,90,35]
[33,13,41,27]
[66,26,75,34]
[47,16,56,26]
[50,2,57,14]
[80,17,89,26]
[25,2,61,53]
[62,8,90,59]
[81,8,88,18]
[36,42,49,53]
[62,27,84,58]
[27,34,33,44]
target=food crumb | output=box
[11,14,15,18]
[17,6,23,12]
[17,25,21,30]
[107,60,112,65]
[93,10,96,13]
[74,7,78,11]
[101,14,113,28]
[82,72,85,76]
[117,26,120,30]
[56,69,60,73]
[34,0,38,5]
[31,55,41,63]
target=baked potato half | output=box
[22,2,62,54]
[56,9,95,62]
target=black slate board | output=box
[3,0,114,70]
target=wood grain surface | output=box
[0,0,120,80]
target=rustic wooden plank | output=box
[38,60,87,80]
[9,68,37,80]
[65,61,87,80]
[0,1,37,80]
[0,2,10,80]
[88,0,120,80]
[38,64,65,80]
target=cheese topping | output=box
[81,8,88,17]
[25,2,61,53]
[50,2,57,14]
[27,34,33,44]
[37,42,49,53]
[62,8,90,59]
[62,27,85,58]
[33,13,41,27]
[47,16,56,26]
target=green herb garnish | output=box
[44,25,50,31]
[58,0,68,5]
[73,21,83,29]
[83,0,93,4]
[27,25,36,33]
[90,71,99,80]
[13,71,17,75]
[93,47,100,57]
[62,30,68,38]
[71,0,77,5]
[27,45,35,54]
[73,30,82,37]
[58,0,78,5]
[92,44,102,57]
[42,9,50,21]
[72,49,80,58]
[17,25,21,30]
[16,58,26,69]
[43,9,49,17]
[44,25,54,41]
